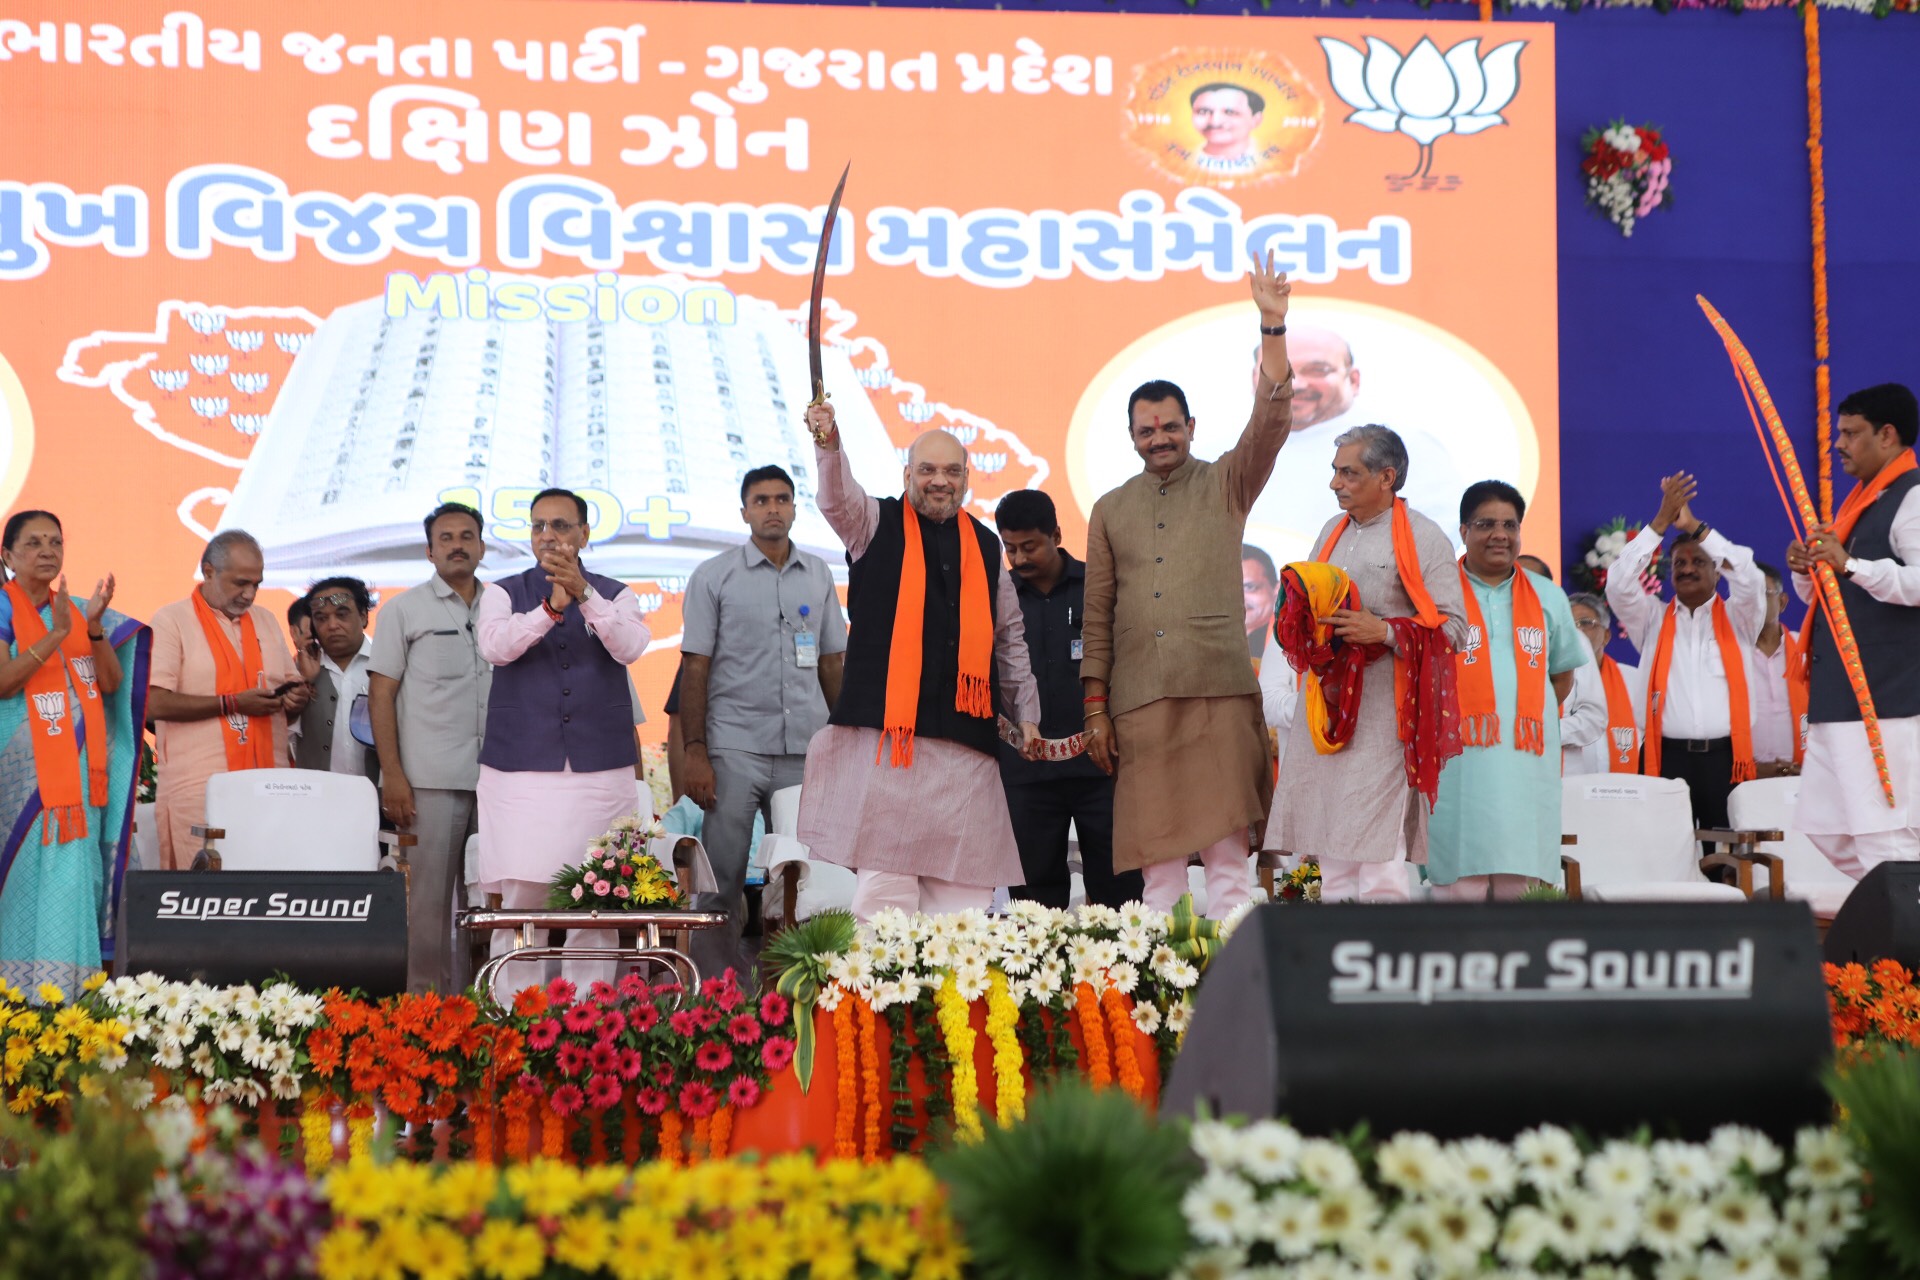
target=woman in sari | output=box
[0,510,148,996]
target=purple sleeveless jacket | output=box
[479,566,638,773]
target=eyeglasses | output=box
[309,592,355,611]
[530,519,580,535]
[1467,519,1521,534]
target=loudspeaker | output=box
[117,871,408,996]
[1162,901,1831,1139]
[1823,862,1920,970]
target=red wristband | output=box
[540,598,564,622]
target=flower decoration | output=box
[1572,516,1666,597]
[1582,118,1674,237]
[1273,861,1323,903]
[0,973,131,1117]
[1319,35,1527,178]
[1826,958,1920,1058]
[545,813,685,911]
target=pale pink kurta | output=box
[796,446,1041,888]
[472,583,651,889]
[149,596,300,870]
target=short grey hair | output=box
[1567,591,1610,627]
[201,529,261,572]
[1333,424,1409,493]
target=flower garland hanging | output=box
[1581,120,1673,238]
[831,994,859,1159]
[933,976,983,1143]
[1074,982,1113,1090]
[984,972,1025,1126]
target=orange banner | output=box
[0,1,1557,735]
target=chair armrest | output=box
[1560,854,1582,901]
[1699,851,1757,897]
[189,825,226,840]
[1560,833,1577,846]
[1695,828,1785,849]
[1745,850,1786,901]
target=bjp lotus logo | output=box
[1318,36,1527,178]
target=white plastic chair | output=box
[1559,775,1747,903]
[762,785,858,925]
[197,771,405,872]
[1727,777,1856,920]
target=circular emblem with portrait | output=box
[1123,48,1324,189]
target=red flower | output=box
[758,992,791,1026]
[761,1037,795,1072]
[589,980,620,1008]
[546,977,577,1008]
[634,1086,670,1116]
[628,1002,660,1034]
[616,1048,646,1081]
[562,1004,598,1034]
[527,1019,562,1051]
[588,1041,619,1074]
[728,1014,763,1046]
[701,974,732,1002]
[653,1062,676,1088]
[690,1006,720,1032]
[728,1077,762,1109]
[669,1009,700,1036]
[678,1081,719,1118]
[585,1073,622,1111]
[556,1042,589,1077]
[652,981,683,1004]
[695,1042,733,1073]
[595,1010,627,1042]
[616,973,652,1002]
[549,1082,585,1116]
[516,1072,546,1097]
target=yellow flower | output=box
[856,1209,922,1273]
[35,983,64,1006]
[779,1203,843,1259]
[551,1214,613,1273]
[474,1220,547,1280]
[726,1211,795,1280]
[677,1236,730,1280]
[312,1228,373,1280]
[410,1223,471,1280]
[688,1158,762,1212]
[52,1006,90,1034]
[808,1238,861,1280]
[504,1159,590,1216]
[762,1152,821,1203]
[327,1160,406,1223]
[78,1072,105,1099]
[609,1205,680,1280]
[82,971,108,992]
[7,1085,42,1114]
[915,1220,970,1280]
[867,1157,940,1211]
[363,1220,420,1280]
[428,1161,500,1220]
[628,1161,695,1218]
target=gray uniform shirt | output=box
[368,573,491,791]
[680,541,848,755]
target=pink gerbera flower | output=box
[588,1041,618,1074]
[595,1010,627,1042]
[527,1019,562,1051]
[690,1006,720,1033]
[669,1009,700,1037]
[616,973,651,1001]
[652,1062,676,1088]
[555,1042,589,1078]
[563,1004,598,1034]
[758,992,791,1026]
[516,1072,546,1097]
[584,1073,622,1111]
[546,978,577,1007]
[549,1082,584,1116]
[728,1077,762,1109]
[727,1014,763,1046]
[694,1042,733,1073]
[634,1086,669,1116]
[678,1081,718,1118]
[628,1003,660,1034]
[615,1048,646,1081]
[588,980,619,1008]
[761,1037,795,1072]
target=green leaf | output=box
[1827,1048,1920,1276]
[791,999,818,1093]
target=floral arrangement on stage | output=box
[1274,860,1324,903]
[0,974,131,1116]
[1581,120,1674,238]
[546,813,684,910]
[1174,1114,1864,1280]
[1571,516,1667,597]
[1826,957,1920,1058]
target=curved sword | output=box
[808,163,851,409]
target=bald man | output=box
[796,408,1043,918]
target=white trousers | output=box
[1810,829,1920,880]
[1140,829,1253,918]
[850,871,994,920]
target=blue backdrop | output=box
[769,0,1920,625]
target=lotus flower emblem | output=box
[1319,35,1526,178]
[225,330,265,352]
[273,332,310,355]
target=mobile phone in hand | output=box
[269,679,304,698]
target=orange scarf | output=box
[1454,563,1548,755]
[1782,630,1808,765]
[1643,596,1755,784]
[1792,449,1918,690]
[7,582,109,843]
[879,502,993,768]
[190,588,278,773]
[1315,499,1444,743]
[1598,655,1640,773]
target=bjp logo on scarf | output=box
[1612,726,1637,765]
[1461,624,1484,666]
[225,709,251,745]
[31,690,66,734]
[1517,626,1545,668]
[70,655,98,700]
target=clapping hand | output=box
[543,547,588,609]
[46,577,73,641]
[1652,472,1699,535]
[84,573,115,630]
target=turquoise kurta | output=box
[1427,568,1590,884]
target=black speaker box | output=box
[117,870,408,996]
[1162,900,1831,1139]
[1823,862,1920,970]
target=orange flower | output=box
[858,997,882,1162]
[833,999,859,1160]
[1831,963,1871,1005]
[512,986,550,1018]
[1075,983,1111,1089]
[1101,987,1146,1102]
[1871,958,1913,990]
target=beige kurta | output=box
[1082,367,1294,868]
[1265,504,1468,864]
[149,596,299,869]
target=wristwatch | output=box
[578,581,597,601]
[1843,557,1861,579]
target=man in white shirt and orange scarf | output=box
[1562,592,1644,776]
[1266,425,1468,903]
[1788,383,1920,877]
[1607,473,1766,832]
[797,409,1043,919]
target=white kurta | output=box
[1558,655,1609,777]
[1750,642,1797,765]
[1792,485,1920,840]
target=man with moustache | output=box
[679,464,847,980]
[1788,383,1920,876]
[1607,472,1766,831]
[798,405,1043,918]
[1427,481,1588,901]
[290,576,377,781]
[1242,544,1280,664]
[368,502,491,993]
[993,489,1143,910]
[1188,82,1265,175]
[1080,253,1295,916]
[473,489,652,990]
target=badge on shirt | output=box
[795,630,819,669]
[1070,638,1084,661]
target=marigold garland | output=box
[504,1089,534,1162]
[1102,986,1147,1102]
[933,977,983,1143]
[470,1093,496,1166]
[540,1108,566,1160]
[858,996,884,1161]
[345,1105,375,1162]
[984,972,1026,1126]
[711,1103,734,1158]
[1074,982,1112,1089]
[1805,0,1833,522]
[832,997,860,1159]
[298,1088,333,1176]
[693,1111,712,1159]
[659,1108,684,1165]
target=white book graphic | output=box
[218,274,899,586]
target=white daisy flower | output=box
[1496,1204,1557,1268]
[1165,960,1200,990]
[1585,1141,1655,1203]
[1639,1191,1713,1258]
[1651,1259,1712,1280]
[1787,1128,1859,1193]
[1351,1234,1420,1279]
[1376,1131,1455,1196]
[1131,1003,1162,1035]
[122,1078,156,1110]
[1706,1188,1777,1252]
[133,972,166,999]
[1189,1120,1246,1170]
[1255,1190,1317,1257]
[815,985,845,1012]
[1769,1236,1829,1280]
[1235,1119,1301,1183]
[1312,1184,1379,1250]
[1181,1169,1261,1245]
[1216,899,1258,941]
[268,1038,297,1074]
[955,955,989,985]
[1150,945,1180,978]
[1585,1197,1640,1257]
[240,1032,274,1070]
[1297,1138,1362,1190]
[1515,1125,1583,1192]
[153,1041,185,1071]
[1089,940,1121,972]
[1169,1246,1246,1280]
[1782,1191,1861,1250]
[270,1071,303,1101]
[1163,1000,1192,1034]
[1652,1139,1719,1195]
[1449,1136,1519,1201]
[160,1017,195,1049]
[1708,1126,1784,1178]
[214,1021,245,1053]
[1106,961,1141,995]
[150,985,192,1020]
[189,1043,217,1078]
[1542,1195,1602,1264]
[1427,1197,1498,1264]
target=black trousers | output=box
[1659,736,1735,832]
[1004,775,1143,910]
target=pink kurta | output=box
[149,596,300,870]
[472,583,651,888]
[796,446,1041,888]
